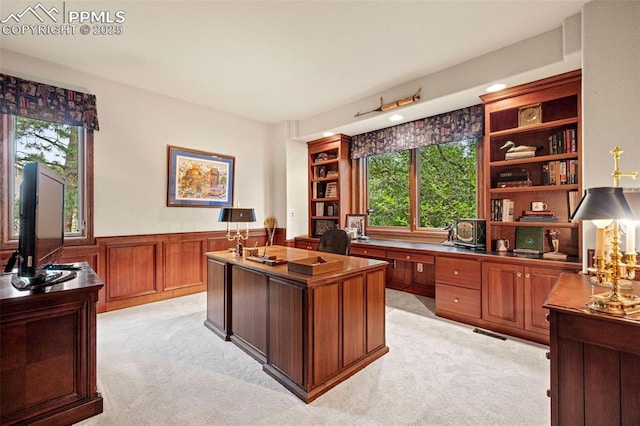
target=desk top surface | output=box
[205,245,387,287]
[545,272,640,325]
[0,262,103,302]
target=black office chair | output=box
[317,229,351,255]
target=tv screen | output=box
[16,162,66,284]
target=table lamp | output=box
[218,207,256,256]
[570,148,639,316]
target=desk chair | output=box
[317,229,351,255]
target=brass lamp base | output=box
[587,292,640,316]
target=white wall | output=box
[2,50,271,237]
[581,1,640,261]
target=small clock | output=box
[518,104,542,127]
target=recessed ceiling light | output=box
[322,131,334,137]
[486,83,506,93]
[389,114,403,122]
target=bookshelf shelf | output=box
[481,70,582,257]
[307,134,351,238]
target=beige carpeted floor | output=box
[77,289,550,425]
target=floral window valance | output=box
[0,73,99,130]
[351,104,483,159]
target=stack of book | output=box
[519,210,559,222]
[495,169,532,188]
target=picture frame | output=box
[167,145,235,207]
[346,214,366,238]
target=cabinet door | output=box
[524,266,564,334]
[482,262,524,328]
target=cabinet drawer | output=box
[435,283,481,318]
[435,257,481,289]
[350,246,386,258]
[386,251,434,264]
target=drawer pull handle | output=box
[364,250,368,254]
[454,298,459,303]
[525,273,531,278]
[517,272,522,277]
[454,270,459,275]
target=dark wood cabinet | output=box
[0,263,103,425]
[482,261,572,341]
[545,273,640,425]
[435,257,482,320]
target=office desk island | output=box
[204,245,389,403]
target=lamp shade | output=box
[570,187,633,221]
[218,208,256,223]
[623,188,640,221]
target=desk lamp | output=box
[570,148,638,315]
[218,207,256,256]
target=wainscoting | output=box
[1,228,286,313]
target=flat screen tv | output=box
[5,162,73,289]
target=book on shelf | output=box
[523,210,555,216]
[491,198,514,221]
[568,190,580,217]
[519,215,559,222]
[548,128,578,154]
[315,202,324,217]
[542,160,577,186]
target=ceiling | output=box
[0,1,588,131]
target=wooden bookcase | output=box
[480,70,582,258]
[307,134,351,238]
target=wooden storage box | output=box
[288,256,343,275]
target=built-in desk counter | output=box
[204,245,389,403]
[295,236,582,344]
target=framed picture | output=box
[346,214,366,238]
[167,145,235,207]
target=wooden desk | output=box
[544,273,640,425]
[204,245,389,403]
[0,263,103,426]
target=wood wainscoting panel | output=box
[163,239,205,290]
[104,242,159,301]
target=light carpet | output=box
[77,289,550,425]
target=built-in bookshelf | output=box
[307,134,351,238]
[480,70,582,257]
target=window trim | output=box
[0,114,95,250]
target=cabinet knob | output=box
[406,255,411,260]
[454,270,459,275]
[364,250,368,254]
[517,272,522,277]
[525,273,531,278]
[454,298,459,303]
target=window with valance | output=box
[0,73,97,248]
[353,105,483,233]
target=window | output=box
[366,139,478,233]
[1,114,94,248]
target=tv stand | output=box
[11,270,77,290]
[1,262,103,425]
